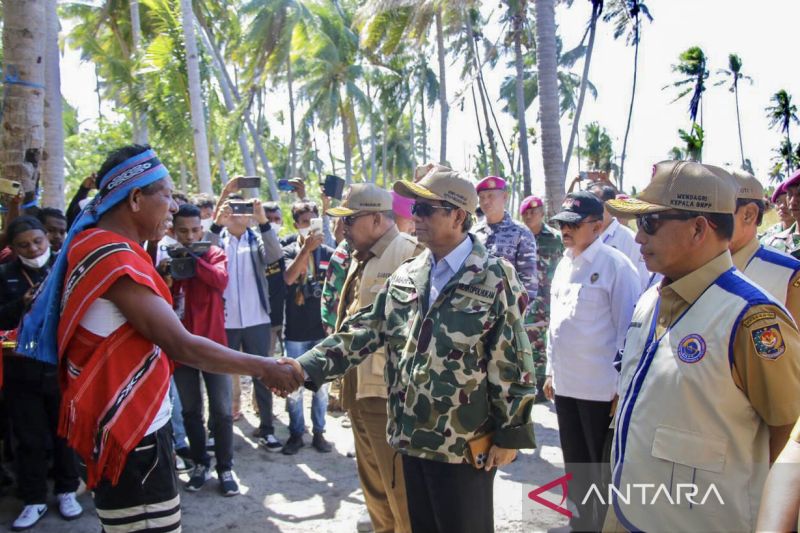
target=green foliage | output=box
[666,46,708,125]
[678,123,704,162]
[64,119,133,197]
[577,121,618,174]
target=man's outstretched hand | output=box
[259,357,304,397]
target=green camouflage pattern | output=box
[321,240,352,334]
[761,222,800,259]
[524,223,564,400]
[298,236,537,464]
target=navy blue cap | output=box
[550,191,605,224]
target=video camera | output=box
[162,241,211,280]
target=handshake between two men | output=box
[258,356,306,397]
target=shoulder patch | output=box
[455,283,497,304]
[742,311,777,328]
[751,324,786,360]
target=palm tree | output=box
[359,0,463,165]
[766,89,799,173]
[179,0,212,193]
[578,122,618,175]
[42,0,65,210]
[715,53,752,168]
[603,0,652,189]
[1,0,46,201]
[666,46,709,128]
[534,0,566,213]
[563,0,603,177]
[507,0,533,196]
[130,0,149,144]
[678,124,704,162]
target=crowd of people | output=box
[0,144,799,533]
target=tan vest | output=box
[339,231,420,400]
[612,269,776,532]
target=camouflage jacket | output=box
[298,236,537,464]
[526,224,564,328]
[473,212,538,301]
[321,240,352,334]
[761,222,800,259]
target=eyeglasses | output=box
[411,202,453,218]
[636,212,699,235]
[343,213,373,226]
[556,218,598,231]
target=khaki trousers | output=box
[349,396,411,533]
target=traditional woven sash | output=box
[57,228,173,488]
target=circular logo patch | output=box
[677,334,706,363]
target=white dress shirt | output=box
[546,237,640,401]
[601,218,650,292]
[428,235,473,305]
[222,232,271,329]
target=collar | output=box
[370,225,399,257]
[487,211,512,228]
[565,236,603,264]
[731,237,760,271]
[537,223,559,237]
[663,250,733,305]
[430,234,473,273]
[600,218,620,240]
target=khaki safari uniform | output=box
[337,226,422,533]
[609,252,800,532]
[298,236,537,463]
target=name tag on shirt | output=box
[455,283,496,305]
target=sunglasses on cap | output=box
[636,212,700,235]
[411,202,454,218]
[343,212,374,226]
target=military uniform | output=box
[762,222,800,258]
[525,223,563,401]
[321,240,351,335]
[473,212,539,301]
[298,236,537,462]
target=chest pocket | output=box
[385,285,418,345]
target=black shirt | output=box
[266,257,286,326]
[283,239,334,342]
[0,257,54,330]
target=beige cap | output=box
[394,170,478,214]
[729,168,764,201]
[606,160,738,216]
[414,162,452,183]
[326,183,393,216]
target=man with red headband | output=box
[17,144,302,532]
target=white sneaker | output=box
[12,504,47,531]
[57,492,83,521]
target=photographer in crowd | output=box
[160,204,240,496]
[0,216,82,530]
[206,178,284,451]
[281,201,335,455]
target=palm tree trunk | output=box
[129,0,148,144]
[534,0,565,213]
[382,110,388,187]
[196,18,256,177]
[435,8,448,165]
[408,79,415,163]
[340,101,353,185]
[41,0,64,210]
[326,126,336,174]
[95,63,103,120]
[787,131,794,173]
[618,36,639,191]
[419,64,428,162]
[563,3,599,176]
[179,160,188,193]
[179,0,212,193]
[366,80,377,183]
[246,115,279,199]
[212,137,228,184]
[1,0,46,201]
[734,82,745,167]
[465,12,499,175]
[287,57,297,179]
[513,1,532,197]
[470,84,488,173]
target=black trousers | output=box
[4,356,80,504]
[401,454,496,533]
[554,394,613,532]
[93,423,180,532]
[226,324,273,434]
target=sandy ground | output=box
[0,379,569,532]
